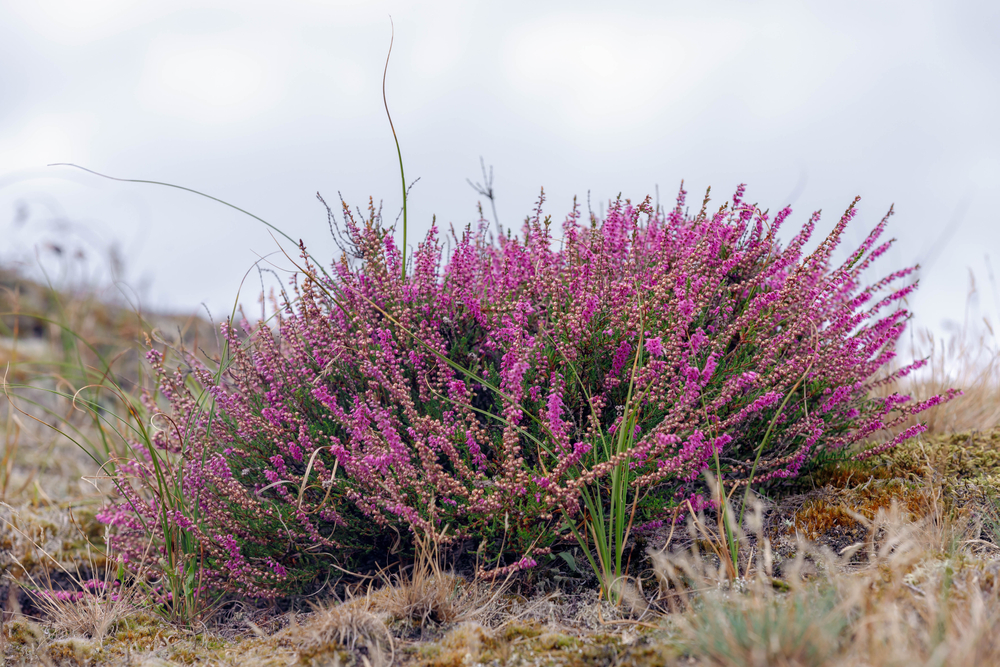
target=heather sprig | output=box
[96,184,952,598]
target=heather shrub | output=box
[98,184,954,599]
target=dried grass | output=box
[2,507,143,644]
[876,270,1000,436]
[366,531,506,630]
[283,598,394,667]
[645,469,1000,667]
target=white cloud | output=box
[0,114,93,170]
[138,35,278,123]
[502,14,747,133]
[9,0,159,45]
[970,157,1000,192]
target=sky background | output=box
[1,0,998,344]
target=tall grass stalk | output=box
[382,17,408,280]
[136,288,253,623]
[4,361,221,622]
[2,270,198,616]
[695,359,816,581]
[1,306,132,474]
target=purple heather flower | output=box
[645,337,665,357]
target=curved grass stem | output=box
[382,16,407,280]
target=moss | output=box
[413,642,443,662]
[502,621,542,641]
[43,638,95,666]
[535,631,577,650]
[296,646,360,666]
[814,459,901,489]
[788,478,929,541]
[108,612,171,647]
[876,429,1000,489]
[2,619,43,647]
[810,428,1000,499]
[789,499,863,541]
[786,431,1000,544]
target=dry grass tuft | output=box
[376,568,468,628]
[685,584,847,667]
[832,500,1000,665]
[28,577,142,646]
[3,511,143,644]
[647,470,1000,667]
[285,600,394,667]
[367,532,504,631]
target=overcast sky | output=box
[1,0,997,342]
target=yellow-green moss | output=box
[42,638,95,666]
[876,429,1000,488]
[502,621,542,642]
[789,478,930,540]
